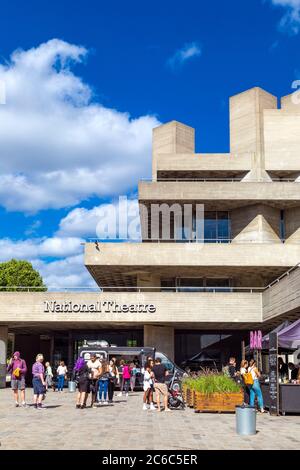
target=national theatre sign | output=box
[44,300,156,314]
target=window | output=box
[204,211,230,243]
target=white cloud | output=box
[57,198,140,239]
[32,255,96,289]
[0,39,160,212]
[0,236,94,288]
[167,42,202,70]
[0,236,84,260]
[269,0,300,34]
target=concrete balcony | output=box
[84,242,300,287]
[155,153,252,179]
[138,181,300,209]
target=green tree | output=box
[0,259,47,291]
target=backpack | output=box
[243,372,254,386]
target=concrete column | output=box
[152,121,195,180]
[230,87,277,181]
[0,326,8,389]
[144,325,174,360]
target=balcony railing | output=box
[140,177,299,182]
[1,263,299,293]
[88,238,292,243]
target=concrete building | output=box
[1,87,300,386]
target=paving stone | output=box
[0,388,299,450]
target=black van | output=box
[78,344,184,388]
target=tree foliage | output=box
[0,259,46,291]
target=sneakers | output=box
[150,403,156,411]
[125,392,128,397]
[21,402,28,408]
[117,392,122,397]
[143,403,148,410]
[103,401,109,405]
[15,402,19,407]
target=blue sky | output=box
[0,0,299,286]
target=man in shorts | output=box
[152,358,170,412]
[7,351,27,407]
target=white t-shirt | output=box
[57,365,67,376]
[87,359,101,378]
[143,370,153,391]
[240,367,247,375]
[248,366,258,380]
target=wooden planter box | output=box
[194,390,243,412]
[182,385,188,403]
[186,388,195,407]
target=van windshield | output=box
[155,352,175,373]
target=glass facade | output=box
[175,330,248,369]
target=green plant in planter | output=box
[183,373,241,396]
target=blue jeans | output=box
[249,379,264,409]
[57,375,65,391]
[98,379,108,401]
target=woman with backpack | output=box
[73,358,90,409]
[7,351,27,407]
[243,359,265,413]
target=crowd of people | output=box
[7,350,300,413]
[6,351,171,412]
[226,355,300,413]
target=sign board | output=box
[269,332,279,416]
[250,330,262,350]
[44,300,156,314]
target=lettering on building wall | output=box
[44,301,156,314]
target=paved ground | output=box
[0,388,300,450]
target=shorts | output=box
[32,377,45,395]
[154,383,168,397]
[11,377,26,390]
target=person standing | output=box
[87,354,101,407]
[45,362,53,390]
[117,359,125,397]
[73,358,90,409]
[32,354,46,410]
[108,359,119,403]
[240,359,250,404]
[248,359,264,413]
[7,351,27,407]
[56,361,68,392]
[142,363,155,410]
[152,358,170,412]
[122,362,131,397]
[130,361,138,392]
[98,360,110,405]
[278,357,289,381]
[228,357,237,379]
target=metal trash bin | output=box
[68,380,77,393]
[236,405,256,435]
